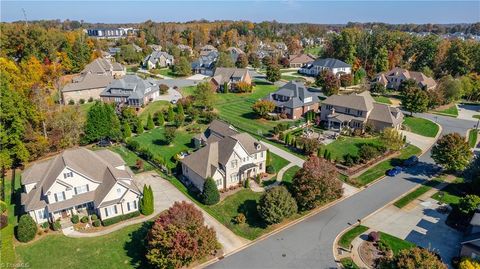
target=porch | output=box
[49,201,95,223]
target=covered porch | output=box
[327,113,365,131]
[239,163,258,181]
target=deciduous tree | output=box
[376,247,447,269]
[266,64,281,83]
[401,86,429,115]
[252,100,276,118]
[258,186,298,224]
[431,133,472,171]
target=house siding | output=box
[63,87,105,104]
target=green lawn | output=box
[108,145,155,173]
[473,115,480,120]
[373,96,392,104]
[431,177,465,206]
[322,136,384,162]
[132,126,201,168]
[338,225,369,249]
[180,85,196,97]
[282,165,301,184]
[403,116,439,137]
[79,102,94,115]
[379,232,415,255]
[303,45,323,56]
[468,129,478,148]
[270,152,289,174]
[433,104,458,117]
[281,75,306,82]
[16,222,151,269]
[138,101,170,121]
[1,170,21,265]
[352,145,421,186]
[156,68,185,78]
[340,258,359,269]
[394,179,443,208]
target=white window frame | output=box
[54,192,66,202]
[74,184,89,195]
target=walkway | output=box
[401,130,438,153]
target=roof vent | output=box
[255,142,261,150]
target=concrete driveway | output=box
[154,88,182,103]
[135,172,249,254]
[457,104,480,122]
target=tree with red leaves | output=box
[145,201,219,269]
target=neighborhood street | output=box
[207,113,473,269]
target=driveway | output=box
[158,78,200,89]
[457,104,480,122]
[401,130,438,153]
[154,88,182,102]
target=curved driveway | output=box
[208,114,474,269]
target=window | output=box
[127,202,131,211]
[54,192,66,202]
[37,209,46,220]
[259,163,263,170]
[231,159,238,168]
[357,110,362,116]
[116,188,122,195]
[230,174,238,183]
[215,179,222,186]
[345,108,351,114]
[63,172,73,179]
[74,184,89,195]
[105,205,118,217]
[261,152,264,158]
[133,200,137,209]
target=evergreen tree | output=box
[84,102,121,143]
[123,122,132,139]
[146,113,155,130]
[16,214,37,242]
[201,177,220,205]
[177,103,185,117]
[167,106,175,122]
[140,185,154,215]
[135,118,144,134]
[258,186,297,224]
[156,112,165,126]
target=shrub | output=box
[92,219,101,227]
[258,186,298,224]
[266,165,276,174]
[88,97,94,102]
[91,214,98,221]
[68,99,75,105]
[201,177,220,205]
[71,214,79,224]
[368,231,380,242]
[41,222,49,229]
[16,214,37,242]
[52,220,62,231]
[0,214,7,229]
[358,144,380,162]
[234,213,246,224]
[79,98,85,104]
[0,200,7,213]
[343,153,360,167]
[80,216,89,223]
[244,178,250,188]
[140,185,154,216]
[102,211,140,226]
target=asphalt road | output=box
[208,114,473,269]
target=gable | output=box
[46,166,100,194]
[100,182,128,205]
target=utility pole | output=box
[22,8,28,27]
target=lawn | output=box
[340,258,359,269]
[156,68,184,78]
[473,115,480,120]
[281,75,306,82]
[393,178,443,208]
[108,145,155,173]
[322,136,384,162]
[303,45,323,56]
[431,177,465,206]
[338,225,369,249]
[16,222,151,269]
[214,81,284,136]
[1,169,21,265]
[79,102,94,115]
[270,152,289,174]
[403,116,439,137]
[180,85,196,97]
[468,129,478,148]
[373,96,392,104]
[379,232,415,255]
[132,126,201,168]
[282,165,301,184]
[433,104,458,117]
[352,145,421,186]
[138,100,170,121]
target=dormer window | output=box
[63,172,73,179]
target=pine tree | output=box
[136,118,144,134]
[156,113,165,126]
[323,149,328,159]
[146,113,155,130]
[167,106,175,122]
[123,122,132,138]
[202,177,220,205]
[140,185,154,215]
[177,103,185,117]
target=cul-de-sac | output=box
[1,1,480,269]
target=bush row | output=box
[102,211,140,226]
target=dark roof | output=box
[311,58,351,69]
[191,51,218,70]
[265,81,320,109]
[100,75,159,101]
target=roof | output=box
[21,148,137,211]
[192,51,218,69]
[143,51,174,65]
[369,103,404,125]
[288,54,316,64]
[380,67,437,89]
[212,68,249,85]
[101,74,160,100]
[200,45,218,56]
[265,81,320,109]
[62,73,114,92]
[311,58,351,69]
[82,58,124,75]
[322,91,375,112]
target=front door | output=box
[61,209,68,218]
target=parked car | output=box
[386,166,402,177]
[170,99,178,104]
[403,155,419,167]
[97,138,113,147]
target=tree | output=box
[248,53,261,68]
[266,64,281,83]
[201,177,220,205]
[291,156,343,211]
[373,46,389,73]
[376,247,447,269]
[51,105,85,149]
[339,73,353,88]
[83,102,121,143]
[174,113,185,127]
[316,71,340,96]
[353,68,366,85]
[123,122,132,139]
[258,186,298,224]
[193,82,215,110]
[438,76,463,104]
[146,201,218,269]
[459,258,480,269]
[300,137,320,155]
[164,127,176,144]
[252,100,276,118]
[140,185,154,216]
[159,84,169,95]
[466,156,480,193]
[235,53,248,68]
[236,81,252,93]
[443,40,471,77]
[135,118,144,134]
[431,133,472,171]
[458,195,480,216]
[216,52,235,68]
[370,83,386,94]
[16,214,37,242]
[167,106,175,122]
[173,56,192,76]
[156,112,165,126]
[146,113,155,130]
[401,86,429,115]
[381,128,405,151]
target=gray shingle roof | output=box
[143,51,174,65]
[191,51,218,69]
[101,75,159,101]
[311,58,351,69]
[322,91,375,112]
[212,68,249,85]
[265,81,320,109]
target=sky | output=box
[1,1,479,24]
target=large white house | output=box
[20,148,141,224]
[299,58,351,77]
[143,51,174,69]
[181,120,267,192]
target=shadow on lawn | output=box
[124,221,153,268]
[237,199,267,229]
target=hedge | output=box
[17,214,37,242]
[102,211,140,226]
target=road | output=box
[208,113,473,269]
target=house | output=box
[210,68,251,92]
[191,51,218,76]
[87,27,138,39]
[373,67,437,90]
[132,44,143,53]
[143,51,174,69]
[227,47,245,62]
[177,44,194,56]
[20,148,141,224]
[62,58,126,104]
[460,206,480,259]
[100,74,160,107]
[199,44,218,57]
[288,54,316,68]
[320,91,404,131]
[264,81,321,119]
[299,58,351,77]
[108,47,121,57]
[181,120,267,192]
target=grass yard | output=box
[431,177,465,206]
[79,102,94,115]
[468,129,478,148]
[379,232,415,255]
[138,100,170,121]
[393,178,443,208]
[352,145,421,186]
[108,145,155,173]
[281,75,306,82]
[473,115,480,120]
[16,222,151,269]
[373,96,392,104]
[1,169,21,265]
[433,104,458,117]
[180,85,196,97]
[340,258,359,269]
[270,152,289,174]
[322,136,384,162]
[282,165,301,184]
[303,45,323,56]
[403,116,439,137]
[338,225,369,248]
[156,68,184,78]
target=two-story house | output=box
[210,68,252,92]
[299,58,351,77]
[227,47,245,63]
[181,120,267,192]
[264,81,321,119]
[143,51,174,69]
[100,74,160,107]
[199,44,218,56]
[320,91,404,131]
[373,67,437,90]
[20,148,141,224]
[191,51,218,76]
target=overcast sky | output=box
[1,1,479,24]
